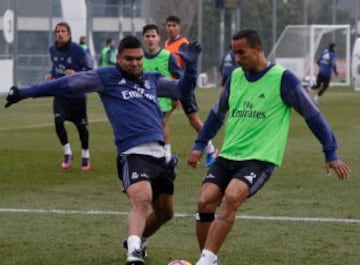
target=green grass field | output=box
[0,87,359,265]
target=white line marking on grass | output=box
[0,118,108,131]
[1,208,359,224]
[0,122,54,131]
[0,111,183,132]
[235,215,360,224]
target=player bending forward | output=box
[5,36,201,265]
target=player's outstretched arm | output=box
[3,78,74,108]
[176,40,202,66]
[326,160,351,181]
[187,149,203,168]
[156,41,202,100]
[176,41,202,100]
[4,71,102,109]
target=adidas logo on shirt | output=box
[259,93,265,99]
[118,79,126,85]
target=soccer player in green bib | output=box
[142,24,183,164]
[187,29,351,265]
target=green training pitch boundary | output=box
[0,208,359,224]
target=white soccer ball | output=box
[302,75,316,87]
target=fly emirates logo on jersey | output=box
[231,100,266,119]
[120,80,156,102]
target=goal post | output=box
[267,24,351,87]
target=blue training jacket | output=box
[48,41,94,98]
[317,48,337,77]
[18,65,195,155]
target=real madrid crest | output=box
[144,80,150,89]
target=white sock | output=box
[196,249,218,265]
[164,144,172,163]
[313,94,320,101]
[127,235,141,255]
[81,149,90,159]
[63,143,72,155]
[205,140,215,154]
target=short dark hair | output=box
[79,36,86,45]
[142,24,160,36]
[106,38,114,45]
[329,42,336,50]
[54,21,71,36]
[232,29,263,48]
[166,15,181,24]
[118,35,142,54]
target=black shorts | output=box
[314,73,331,88]
[53,96,88,125]
[116,154,174,200]
[180,93,199,114]
[204,157,275,197]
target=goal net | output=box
[267,24,351,87]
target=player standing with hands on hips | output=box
[187,29,351,265]
[45,21,94,170]
[5,35,202,265]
